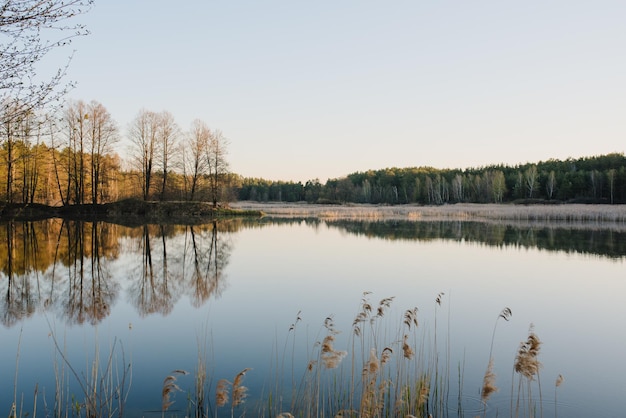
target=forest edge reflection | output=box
[0,219,233,327]
[1,217,624,328]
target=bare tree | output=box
[184,119,210,201]
[64,100,88,204]
[87,101,118,204]
[0,1,93,124]
[156,111,179,201]
[128,109,159,200]
[206,130,230,207]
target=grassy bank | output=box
[0,199,263,224]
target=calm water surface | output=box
[0,218,625,417]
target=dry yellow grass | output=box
[232,202,626,230]
[161,370,187,411]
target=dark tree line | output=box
[238,153,626,205]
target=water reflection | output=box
[60,221,119,325]
[0,219,234,327]
[1,217,624,328]
[264,217,626,259]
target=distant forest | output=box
[1,98,624,207]
[239,153,626,205]
[1,103,624,206]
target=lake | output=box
[1,211,625,417]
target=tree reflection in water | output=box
[127,221,232,315]
[58,221,120,325]
[1,217,624,328]
[185,221,231,308]
[0,219,234,327]
[2,222,38,327]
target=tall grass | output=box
[136,292,558,418]
[232,202,626,228]
[9,321,131,418]
[241,293,558,418]
[11,293,560,418]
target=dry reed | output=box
[555,374,564,388]
[161,369,188,412]
[514,326,542,379]
[481,358,498,402]
[321,334,348,369]
[359,348,381,417]
[216,379,230,407]
[554,374,564,418]
[403,307,419,330]
[232,368,252,407]
[402,334,414,360]
[512,325,544,418]
[232,202,626,231]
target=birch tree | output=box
[87,101,117,204]
[545,170,556,200]
[156,111,179,201]
[184,119,210,201]
[64,100,88,204]
[607,168,616,204]
[206,129,230,207]
[525,165,538,198]
[129,110,159,200]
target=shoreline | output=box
[0,200,263,224]
[232,201,626,221]
[3,200,626,230]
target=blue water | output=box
[1,219,625,417]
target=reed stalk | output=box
[554,374,564,418]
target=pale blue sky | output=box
[62,1,625,182]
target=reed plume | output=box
[435,292,445,306]
[353,311,368,337]
[232,368,252,407]
[216,378,230,408]
[499,307,512,321]
[554,374,564,418]
[555,374,564,387]
[376,297,395,317]
[402,334,414,360]
[366,348,380,375]
[480,307,511,416]
[514,325,542,379]
[403,307,419,330]
[512,325,544,418]
[381,347,393,365]
[321,334,348,369]
[161,369,187,412]
[481,358,498,402]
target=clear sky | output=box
[58,1,625,182]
